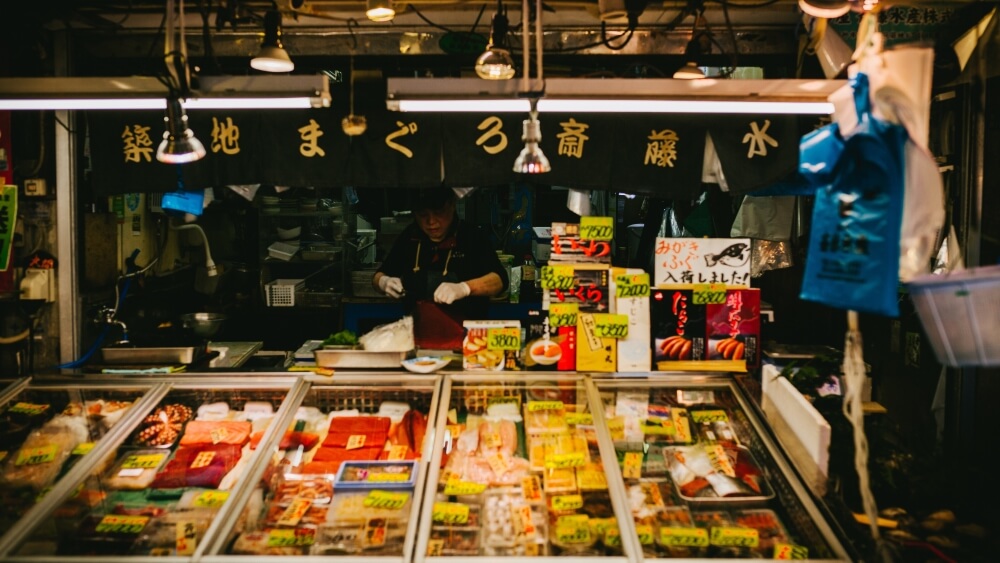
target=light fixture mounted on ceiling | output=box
[673,62,706,80]
[366,0,395,22]
[513,0,550,174]
[798,0,851,19]
[157,97,207,164]
[513,99,551,174]
[475,0,516,80]
[251,9,295,73]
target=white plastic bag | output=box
[359,316,414,352]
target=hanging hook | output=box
[346,17,359,52]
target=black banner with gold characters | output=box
[88,109,805,197]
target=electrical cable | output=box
[601,20,636,51]
[409,5,455,34]
[470,3,487,32]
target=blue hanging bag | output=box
[799,73,909,317]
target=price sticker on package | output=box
[267,528,315,547]
[121,453,165,469]
[278,498,313,526]
[635,524,655,545]
[604,525,622,547]
[622,451,643,479]
[615,273,650,298]
[487,327,521,351]
[95,514,149,534]
[691,409,729,423]
[193,490,229,508]
[593,313,628,339]
[8,402,49,415]
[521,475,542,502]
[660,527,709,547]
[444,478,487,495]
[540,265,575,290]
[364,490,410,510]
[210,427,229,444]
[693,283,727,305]
[550,494,584,511]
[555,521,592,544]
[565,411,593,425]
[176,520,198,555]
[426,539,445,556]
[527,400,564,412]
[774,543,809,559]
[710,526,759,548]
[15,444,58,466]
[580,216,614,241]
[486,452,510,474]
[72,442,96,456]
[549,302,578,328]
[368,472,409,483]
[345,434,366,450]
[189,450,216,469]
[386,444,409,460]
[512,504,537,538]
[545,451,586,469]
[432,502,469,525]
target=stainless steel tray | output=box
[313,347,413,368]
[100,346,199,365]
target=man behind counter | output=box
[372,188,508,323]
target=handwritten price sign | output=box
[540,265,575,290]
[660,527,709,547]
[95,514,149,534]
[615,273,650,298]
[549,302,578,328]
[432,502,470,525]
[487,327,521,351]
[580,216,614,241]
[710,526,759,548]
[693,283,727,305]
[593,314,629,339]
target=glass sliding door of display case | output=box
[201,373,442,562]
[589,376,852,562]
[415,374,637,563]
[1,375,304,561]
[0,378,165,556]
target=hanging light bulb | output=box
[798,0,851,19]
[157,98,206,164]
[366,0,395,22]
[251,10,294,72]
[476,0,516,80]
[673,62,706,79]
[513,102,550,174]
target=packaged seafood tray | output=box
[334,459,418,489]
[429,502,482,555]
[665,444,774,504]
[481,487,547,552]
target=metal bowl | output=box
[180,312,227,339]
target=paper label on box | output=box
[15,444,58,466]
[660,527,710,547]
[549,303,578,327]
[580,216,614,241]
[345,434,366,450]
[541,265,575,289]
[176,520,197,555]
[267,528,315,547]
[364,490,409,510]
[622,451,643,479]
[615,273,650,298]
[432,502,469,525]
[774,543,809,559]
[95,514,149,534]
[189,451,215,469]
[593,313,628,339]
[487,327,521,351]
[193,490,229,508]
[710,527,759,548]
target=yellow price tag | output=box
[72,442,96,456]
[580,216,614,241]
[549,302,579,328]
[636,524,654,545]
[555,522,592,545]
[710,527,759,548]
[95,514,149,534]
[641,416,676,436]
[774,543,809,559]
[577,468,608,491]
[622,451,642,479]
[527,400,564,412]
[604,526,622,547]
[193,490,229,508]
[444,479,487,495]
[487,327,521,351]
[8,402,49,415]
[693,283,727,305]
[277,498,313,526]
[175,520,198,555]
[565,412,593,426]
[15,444,58,466]
[691,409,729,423]
[550,494,584,511]
[615,273,650,298]
[368,472,409,483]
[426,539,444,556]
[593,313,629,339]
[363,490,410,510]
[672,408,692,443]
[545,451,586,469]
[660,527,710,547]
[267,528,315,547]
[540,265,575,290]
[121,453,165,469]
[432,502,470,525]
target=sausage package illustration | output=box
[706,288,761,368]
[650,289,707,368]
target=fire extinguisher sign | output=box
[0,185,17,272]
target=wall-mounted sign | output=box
[654,237,751,287]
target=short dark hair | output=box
[411,187,457,212]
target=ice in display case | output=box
[0,378,159,550]
[414,374,634,562]
[202,374,441,560]
[0,376,304,559]
[591,376,852,562]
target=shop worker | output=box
[372,187,508,322]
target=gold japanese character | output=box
[298,118,326,157]
[644,129,679,168]
[121,124,153,163]
[556,118,590,159]
[742,119,778,158]
[475,116,507,155]
[211,116,240,155]
[385,121,418,158]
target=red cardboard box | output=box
[706,289,761,368]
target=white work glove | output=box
[378,275,405,298]
[434,282,471,304]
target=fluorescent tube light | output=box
[388,77,846,115]
[0,75,331,111]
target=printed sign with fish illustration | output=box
[654,238,751,288]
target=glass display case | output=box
[591,376,853,562]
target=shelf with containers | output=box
[589,375,853,562]
[0,375,304,560]
[258,187,352,309]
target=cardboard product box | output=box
[542,264,611,313]
[523,309,561,371]
[463,320,522,371]
[576,312,616,372]
[612,268,652,372]
[650,289,707,367]
[555,326,576,371]
[706,288,761,369]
